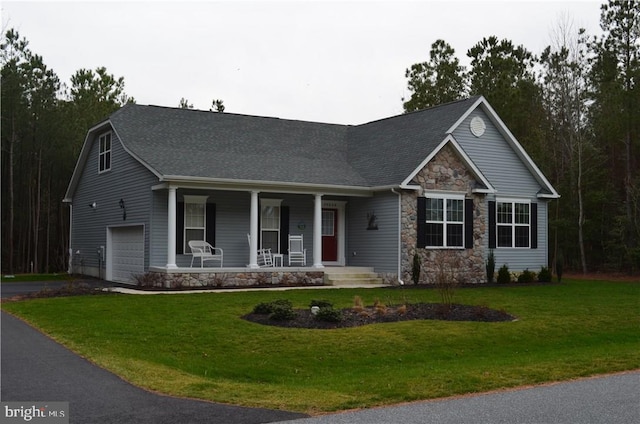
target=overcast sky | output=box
[2,0,603,125]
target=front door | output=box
[322,208,338,261]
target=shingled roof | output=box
[106,96,480,189]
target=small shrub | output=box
[315,307,342,323]
[485,250,496,283]
[497,265,511,284]
[269,300,295,321]
[309,299,333,309]
[396,304,407,315]
[412,253,422,285]
[134,272,165,288]
[538,266,552,282]
[352,295,364,312]
[252,299,293,317]
[517,269,536,283]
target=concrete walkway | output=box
[108,283,389,295]
[278,371,640,424]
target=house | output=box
[63,96,559,286]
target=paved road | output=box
[279,371,640,424]
[1,311,307,424]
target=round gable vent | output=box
[470,116,486,137]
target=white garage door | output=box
[109,226,144,284]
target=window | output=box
[261,199,282,253]
[496,200,530,248]
[183,195,208,252]
[99,133,111,172]
[425,196,464,248]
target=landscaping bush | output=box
[485,250,495,283]
[538,266,552,282]
[497,265,511,284]
[517,269,536,283]
[314,307,342,323]
[412,253,421,285]
[309,299,333,309]
[252,299,295,321]
[269,300,296,321]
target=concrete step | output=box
[323,267,383,286]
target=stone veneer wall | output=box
[150,270,325,289]
[401,144,488,284]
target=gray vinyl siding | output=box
[71,128,158,274]
[346,191,399,274]
[149,190,168,266]
[453,109,550,271]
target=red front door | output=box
[322,208,338,262]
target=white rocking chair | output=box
[288,234,307,266]
[189,240,223,268]
[247,234,273,267]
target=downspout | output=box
[67,203,73,274]
[391,188,405,285]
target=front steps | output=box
[323,267,384,286]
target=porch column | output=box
[313,193,324,268]
[167,186,177,268]
[249,190,259,268]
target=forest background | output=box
[1,0,638,275]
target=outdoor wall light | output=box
[89,202,97,209]
[119,198,127,220]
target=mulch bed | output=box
[243,303,516,329]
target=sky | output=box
[2,0,603,125]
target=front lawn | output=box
[2,279,638,414]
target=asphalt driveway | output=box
[1,311,307,424]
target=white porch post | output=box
[313,193,324,268]
[167,186,177,268]
[249,190,259,268]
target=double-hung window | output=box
[98,132,111,173]
[425,195,465,248]
[261,199,282,253]
[183,195,208,252]
[496,200,530,248]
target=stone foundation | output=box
[146,270,325,289]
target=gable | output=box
[450,99,559,199]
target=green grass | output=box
[2,279,639,414]
[1,273,71,282]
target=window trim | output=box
[260,198,282,253]
[495,198,531,249]
[98,132,112,173]
[183,195,208,254]
[423,193,465,249]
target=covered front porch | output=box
[152,182,365,271]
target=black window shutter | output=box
[488,201,496,249]
[176,201,184,254]
[465,199,474,249]
[280,206,290,254]
[206,203,216,246]
[531,202,538,249]
[417,197,427,248]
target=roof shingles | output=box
[108,97,480,188]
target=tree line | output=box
[1,0,637,274]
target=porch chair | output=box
[246,234,274,267]
[189,240,224,268]
[288,234,307,266]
